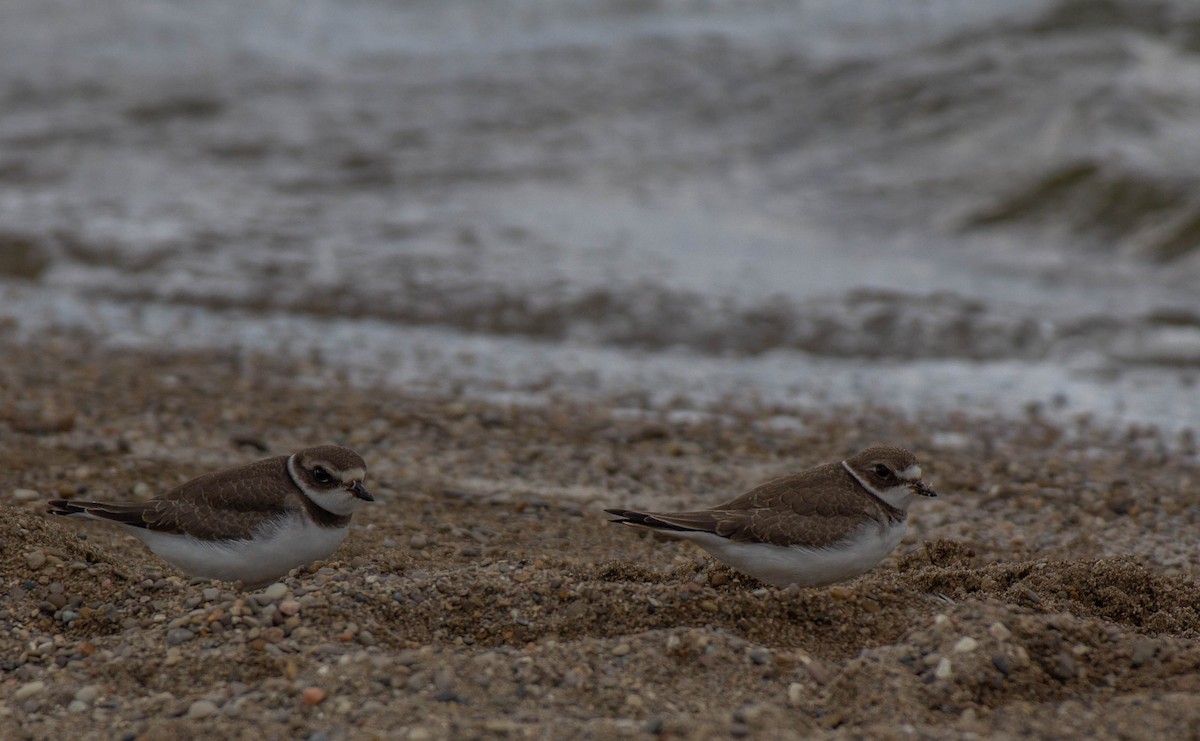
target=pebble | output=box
[167,628,195,645]
[934,657,952,680]
[74,686,100,704]
[787,683,804,705]
[26,550,46,570]
[302,687,327,705]
[187,699,219,719]
[12,488,40,502]
[279,599,301,616]
[992,655,1011,675]
[1131,638,1157,668]
[611,643,631,657]
[14,681,46,701]
[804,660,834,685]
[953,636,979,653]
[988,622,1012,641]
[263,583,288,602]
[1052,652,1077,681]
[748,648,772,666]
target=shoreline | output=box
[2,334,1198,739]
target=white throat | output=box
[841,460,916,511]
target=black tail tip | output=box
[604,508,646,525]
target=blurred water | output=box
[2,0,1199,431]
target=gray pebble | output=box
[187,699,219,719]
[1131,638,1157,667]
[1052,651,1077,681]
[14,681,45,701]
[74,686,100,704]
[748,648,772,666]
[263,583,288,602]
[166,628,195,645]
[992,655,1011,675]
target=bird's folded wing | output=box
[138,499,286,540]
[641,509,869,550]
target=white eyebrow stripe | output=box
[842,460,885,498]
[899,464,922,480]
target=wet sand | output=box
[2,334,1199,739]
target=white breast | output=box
[672,519,907,588]
[133,513,349,587]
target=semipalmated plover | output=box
[605,446,936,587]
[47,445,373,586]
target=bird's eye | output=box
[312,466,333,485]
[874,464,893,479]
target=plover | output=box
[47,445,373,586]
[605,446,936,588]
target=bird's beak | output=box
[911,480,937,498]
[347,481,374,502]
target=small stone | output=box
[166,628,194,645]
[787,682,804,705]
[992,655,1011,675]
[934,657,952,680]
[953,636,979,653]
[202,588,221,602]
[12,488,40,502]
[988,622,1012,641]
[14,681,45,701]
[699,600,718,613]
[748,648,772,666]
[709,572,729,587]
[1052,651,1077,681]
[805,660,834,685]
[611,643,631,657]
[279,599,301,617]
[301,687,327,705]
[187,699,219,719]
[409,534,429,549]
[74,686,100,704]
[828,586,852,601]
[67,700,89,713]
[25,550,46,570]
[1132,638,1157,668]
[263,583,288,602]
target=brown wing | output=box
[606,461,887,549]
[50,455,301,541]
[608,507,874,549]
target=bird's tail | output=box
[604,508,707,533]
[47,500,148,527]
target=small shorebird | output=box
[605,446,936,587]
[47,445,373,586]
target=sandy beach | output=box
[2,334,1198,739]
